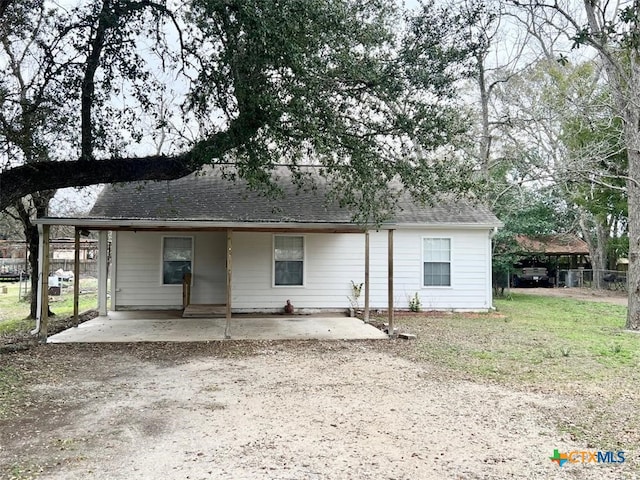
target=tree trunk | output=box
[579,0,640,327]
[619,63,640,329]
[579,210,608,290]
[15,191,55,319]
[477,52,491,183]
[26,223,39,319]
[627,147,640,329]
[593,222,608,290]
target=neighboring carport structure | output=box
[514,234,591,286]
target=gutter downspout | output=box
[98,231,108,316]
[488,227,499,310]
[31,224,45,336]
[363,230,370,323]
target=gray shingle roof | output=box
[88,167,500,227]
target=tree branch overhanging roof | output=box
[38,167,502,230]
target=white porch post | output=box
[387,229,395,336]
[225,229,233,339]
[98,230,108,316]
[110,231,117,311]
[364,231,370,322]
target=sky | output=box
[43,0,597,216]
[51,0,424,216]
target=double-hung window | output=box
[162,237,193,285]
[274,235,304,286]
[423,238,451,287]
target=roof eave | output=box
[34,217,366,232]
[380,222,503,230]
[36,217,502,231]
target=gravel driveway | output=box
[1,341,630,479]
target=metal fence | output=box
[0,258,98,277]
[558,269,627,291]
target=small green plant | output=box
[560,346,571,357]
[611,343,623,354]
[409,292,421,312]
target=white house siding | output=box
[231,231,364,311]
[113,228,493,312]
[114,231,226,309]
[367,229,493,311]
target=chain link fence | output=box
[558,269,627,291]
[1,257,98,278]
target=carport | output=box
[33,212,398,343]
[33,221,394,343]
[47,311,388,343]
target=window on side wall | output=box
[274,235,304,286]
[423,238,451,287]
[162,236,193,285]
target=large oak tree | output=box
[0,0,479,318]
[1,0,476,214]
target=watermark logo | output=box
[550,449,568,467]
[550,449,625,467]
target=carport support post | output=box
[73,227,80,324]
[98,231,108,316]
[39,224,51,343]
[364,231,370,322]
[225,229,232,339]
[388,229,395,336]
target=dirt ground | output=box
[0,340,634,480]
[0,288,634,479]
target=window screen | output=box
[163,237,192,285]
[274,236,304,286]
[423,238,451,286]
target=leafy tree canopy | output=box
[491,184,575,280]
[0,0,480,223]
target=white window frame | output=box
[422,237,452,288]
[161,236,194,286]
[273,234,305,287]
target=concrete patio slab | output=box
[47,311,388,343]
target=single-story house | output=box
[34,167,501,339]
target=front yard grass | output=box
[381,293,640,455]
[395,294,634,384]
[0,278,98,336]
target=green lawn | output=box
[380,293,640,453]
[0,278,98,335]
[395,294,635,384]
